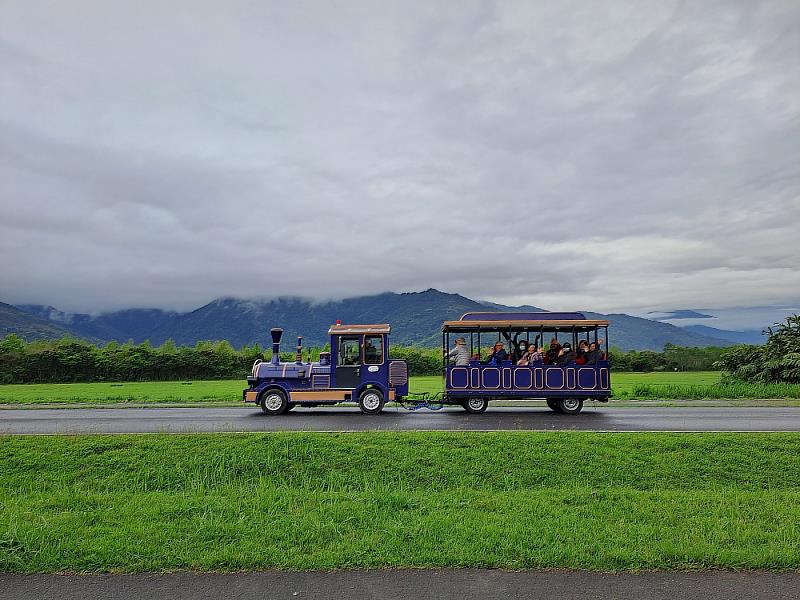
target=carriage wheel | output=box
[558,398,584,415]
[462,398,488,414]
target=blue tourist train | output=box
[243,312,611,415]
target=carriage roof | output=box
[442,312,609,331]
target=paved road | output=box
[3,405,800,434]
[1,570,798,600]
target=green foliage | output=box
[0,337,267,384]
[609,344,728,372]
[716,315,800,383]
[389,346,441,376]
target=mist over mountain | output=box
[4,289,741,351]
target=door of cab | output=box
[336,336,361,388]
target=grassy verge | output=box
[1,432,799,572]
[1,372,799,405]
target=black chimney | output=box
[270,328,283,365]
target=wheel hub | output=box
[265,394,284,411]
[468,398,484,410]
[362,392,381,410]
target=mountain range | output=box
[1,289,755,351]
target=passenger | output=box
[518,345,544,365]
[445,337,469,366]
[485,341,509,366]
[585,342,600,365]
[556,342,575,366]
[575,340,589,365]
[545,338,561,364]
[513,340,529,363]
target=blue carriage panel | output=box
[577,367,598,390]
[566,367,576,389]
[481,367,501,389]
[502,367,512,389]
[513,367,533,389]
[449,366,470,389]
[470,367,480,388]
[545,367,564,389]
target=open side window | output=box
[338,336,361,366]
[364,335,383,365]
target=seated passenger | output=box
[512,340,529,363]
[585,342,600,365]
[575,340,589,365]
[485,341,509,366]
[518,345,544,365]
[445,337,469,366]
[545,338,561,364]
[556,342,575,366]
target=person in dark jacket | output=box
[585,342,600,365]
[556,342,576,366]
[485,341,509,365]
[545,338,561,364]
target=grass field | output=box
[1,432,798,572]
[2,372,798,405]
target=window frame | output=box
[363,334,384,365]
[337,336,362,366]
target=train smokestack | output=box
[296,336,303,364]
[270,328,283,365]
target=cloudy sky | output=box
[1,0,798,318]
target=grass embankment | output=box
[1,432,798,572]
[1,372,799,405]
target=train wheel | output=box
[546,399,562,413]
[260,389,288,416]
[358,389,385,415]
[462,398,488,414]
[558,398,584,415]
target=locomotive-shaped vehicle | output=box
[244,312,611,415]
[243,323,409,414]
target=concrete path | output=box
[1,570,798,600]
[3,405,800,434]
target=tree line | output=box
[0,334,746,384]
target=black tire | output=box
[462,398,488,414]
[260,389,288,415]
[547,399,562,413]
[558,398,584,415]
[286,402,297,411]
[358,388,385,415]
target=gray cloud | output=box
[1,0,798,314]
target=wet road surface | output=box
[3,405,800,434]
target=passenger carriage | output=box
[441,312,611,414]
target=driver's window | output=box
[364,335,383,365]
[338,337,361,366]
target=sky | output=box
[1,0,799,321]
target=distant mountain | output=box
[648,309,714,320]
[16,304,179,342]
[0,302,87,342]
[680,325,765,345]
[7,289,737,350]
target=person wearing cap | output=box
[485,341,509,366]
[446,337,470,366]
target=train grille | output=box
[389,360,408,386]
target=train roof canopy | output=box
[442,312,609,331]
[328,324,391,335]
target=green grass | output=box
[1,432,798,572]
[1,372,798,405]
